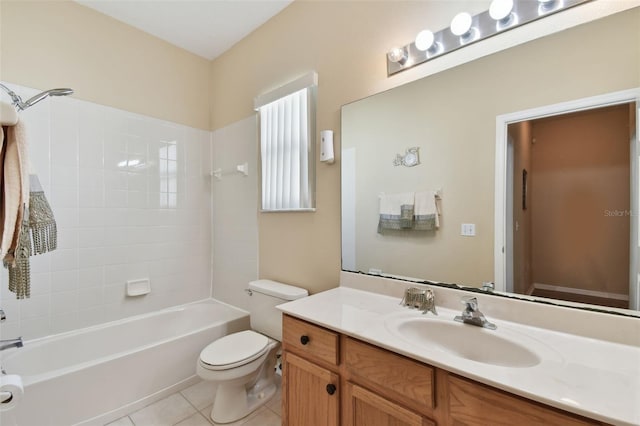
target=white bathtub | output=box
[0,299,249,426]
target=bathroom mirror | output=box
[341,7,640,314]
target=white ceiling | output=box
[75,0,293,60]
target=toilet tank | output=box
[248,280,308,341]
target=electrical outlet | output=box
[461,223,476,236]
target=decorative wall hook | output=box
[393,147,420,167]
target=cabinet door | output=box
[282,351,340,426]
[344,382,435,426]
[448,375,601,425]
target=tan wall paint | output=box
[531,106,631,295]
[209,4,640,294]
[0,1,210,130]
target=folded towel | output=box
[378,192,415,233]
[414,191,440,230]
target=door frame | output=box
[494,88,640,309]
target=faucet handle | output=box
[0,309,5,322]
[461,296,478,311]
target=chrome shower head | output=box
[20,88,74,110]
[0,83,74,111]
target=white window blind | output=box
[256,73,316,211]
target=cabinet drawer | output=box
[345,337,435,411]
[448,375,602,425]
[283,315,339,366]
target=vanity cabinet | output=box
[282,314,606,426]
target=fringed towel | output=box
[28,174,57,255]
[1,120,30,263]
[414,191,440,231]
[378,192,415,233]
[1,119,56,299]
[1,119,31,298]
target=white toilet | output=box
[197,280,308,424]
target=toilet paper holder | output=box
[0,391,12,403]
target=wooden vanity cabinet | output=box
[282,314,605,426]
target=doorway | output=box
[509,104,633,308]
[495,88,640,311]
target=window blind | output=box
[256,73,316,211]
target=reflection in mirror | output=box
[341,8,640,314]
[504,103,637,310]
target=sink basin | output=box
[386,316,542,368]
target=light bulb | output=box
[450,12,472,37]
[415,30,435,52]
[387,47,408,64]
[489,0,514,21]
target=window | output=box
[255,72,316,211]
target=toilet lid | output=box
[200,330,269,368]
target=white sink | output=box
[385,315,543,368]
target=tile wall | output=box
[0,83,213,340]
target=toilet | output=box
[197,279,308,424]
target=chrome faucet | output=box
[454,296,496,330]
[0,337,23,351]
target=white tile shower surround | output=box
[0,82,213,340]
[105,379,282,426]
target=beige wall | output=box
[531,105,631,295]
[209,0,496,293]
[0,1,211,130]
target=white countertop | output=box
[278,286,640,426]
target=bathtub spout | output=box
[0,337,23,351]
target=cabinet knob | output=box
[300,335,310,345]
[326,384,337,395]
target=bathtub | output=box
[0,299,249,426]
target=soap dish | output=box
[126,279,151,297]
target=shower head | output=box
[0,83,74,111]
[20,88,75,110]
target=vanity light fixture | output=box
[387,47,408,65]
[386,0,589,76]
[490,0,517,28]
[450,12,478,43]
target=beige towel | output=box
[1,119,29,264]
[414,191,440,230]
[378,192,415,232]
[0,101,18,126]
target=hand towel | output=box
[28,174,57,255]
[6,209,30,299]
[1,119,29,264]
[1,119,32,299]
[414,191,440,230]
[378,192,415,233]
[0,101,18,126]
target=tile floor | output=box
[105,378,282,426]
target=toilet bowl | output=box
[197,280,307,424]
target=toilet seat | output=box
[199,330,270,371]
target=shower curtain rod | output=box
[0,83,74,111]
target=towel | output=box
[378,192,415,233]
[1,119,29,264]
[414,191,440,230]
[1,119,33,299]
[28,174,57,255]
[0,101,18,126]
